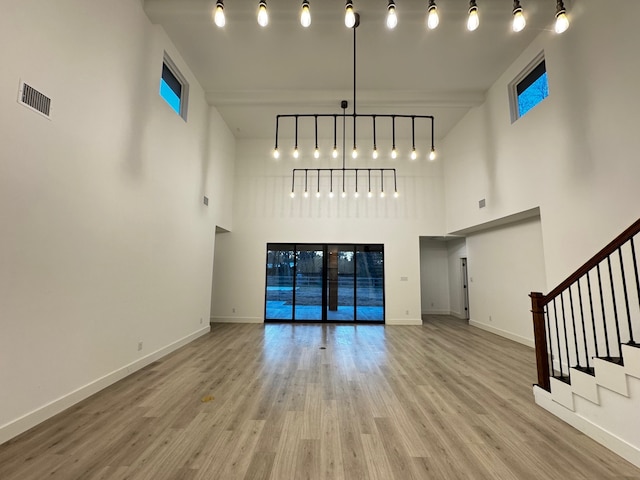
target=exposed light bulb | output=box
[293,147,299,159]
[301,1,311,28]
[315,191,321,198]
[329,191,335,198]
[314,148,320,159]
[290,191,295,198]
[411,149,418,160]
[303,190,309,198]
[354,191,360,198]
[273,148,280,159]
[429,148,436,161]
[555,11,569,34]
[352,148,358,159]
[394,191,399,198]
[372,148,378,159]
[345,2,356,28]
[380,191,386,198]
[341,191,347,198]
[367,191,373,198]
[512,9,525,32]
[257,1,269,27]
[214,2,226,28]
[391,148,397,159]
[467,3,479,31]
[332,148,339,159]
[427,2,439,30]
[386,2,398,29]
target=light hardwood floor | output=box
[1,315,639,479]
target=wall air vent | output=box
[18,81,52,119]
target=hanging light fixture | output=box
[274,11,436,200]
[345,1,356,28]
[213,0,225,28]
[555,0,569,34]
[426,0,439,30]
[257,0,269,27]
[386,0,398,29]
[301,0,311,28]
[512,0,526,32]
[467,0,479,31]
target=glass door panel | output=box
[355,245,385,321]
[294,245,324,321]
[265,245,295,320]
[265,243,384,323]
[326,245,355,322]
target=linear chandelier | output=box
[273,12,436,200]
[213,0,571,34]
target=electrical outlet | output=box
[489,316,492,322]
[200,317,203,324]
[232,307,236,313]
[137,341,143,351]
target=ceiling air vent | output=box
[18,81,52,119]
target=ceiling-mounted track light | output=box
[467,0,479,31]
[213,0,225,28]
[427,0,439,30]
[386,1,398,29]
[301,0,311,28]
[345,1,356,28]
[257,0,269,27]
[555,0,569,34]
[512,0,525,32]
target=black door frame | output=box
[264,243,385,323]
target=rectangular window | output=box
[160,53,188,120]
[509,53,548,122]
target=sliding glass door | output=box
[265,243,384,323]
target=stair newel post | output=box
[531,292,551,392]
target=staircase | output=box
[531,218,640,469]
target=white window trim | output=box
[508,51,546,123]
[161,52,189,121]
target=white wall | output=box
[443,0,640,290]
[465,217,547,346]
[419,238,450,314]
[0,0,234,443]
[210,138,446,325]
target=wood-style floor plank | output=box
[1,315,639,479]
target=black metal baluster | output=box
[596,264,612,359]
[553,298,564,378]
[560,293,571,376]
[618,246,635,345]
[568,286,580,368]
[546,305,555,377]
[586,271,600,358]
[630,237,640,346]
[576,278,591,371]
[606,256,623,358]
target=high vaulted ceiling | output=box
[144,0,568,140]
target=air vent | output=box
[18,81,51,118]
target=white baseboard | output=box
[0,326,210,446]
[469,319,534,348]
[421,309,450,315]
[210,316,263,324]
[533,386,640,469]
[386,318,423,325]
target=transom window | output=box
[160,53,189,120]
[509,53,548,122]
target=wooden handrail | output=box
[542,218,640,305]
